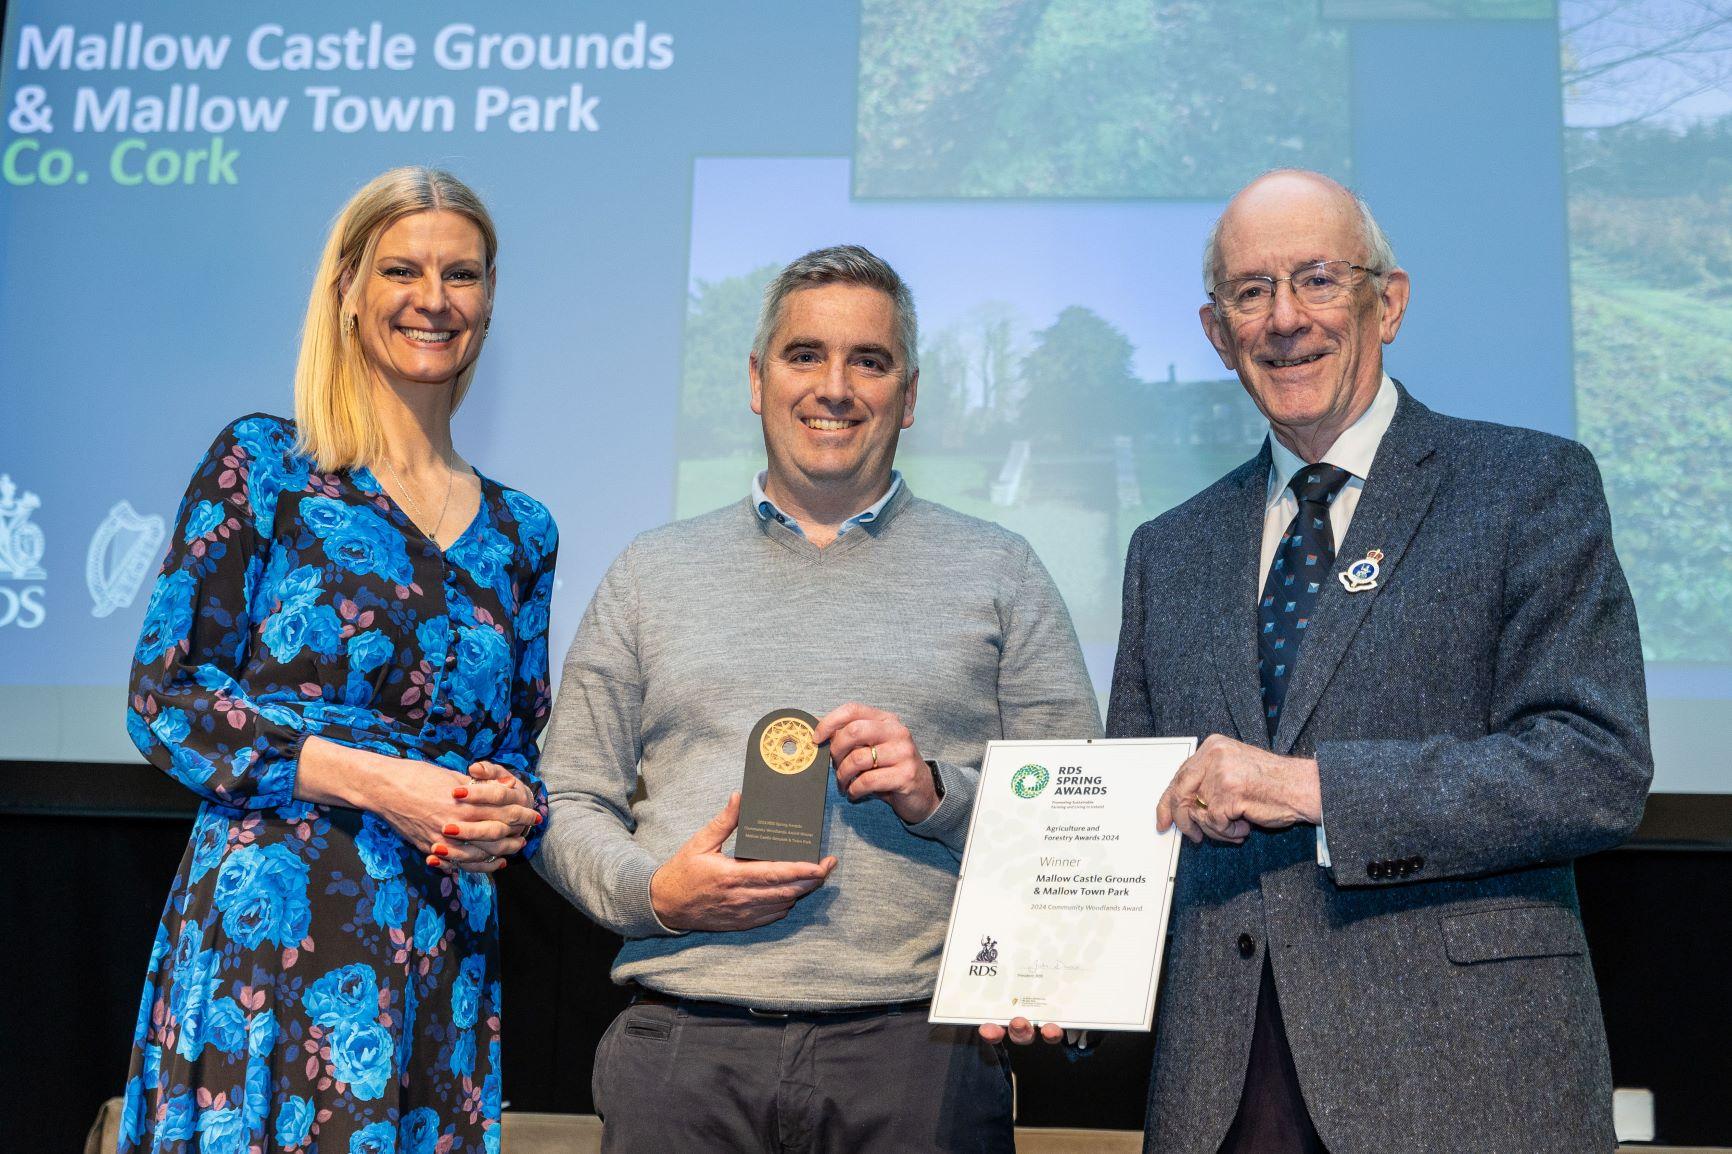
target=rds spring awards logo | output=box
[1010,763,1049,799]
[0,474,47,630]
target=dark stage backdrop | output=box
[3,764,1729,1153]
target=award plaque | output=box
[735,708,831,863]
[930,738,1191,1031]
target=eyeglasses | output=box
[1209,260,1383,318]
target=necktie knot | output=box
[1288,463,1353,508]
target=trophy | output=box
[735,708,831,863]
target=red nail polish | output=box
[452,787,469,799]
[533,812,544,825]
[433,843,451,857]
[443,824,460,837]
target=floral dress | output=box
[118,414,558,1154]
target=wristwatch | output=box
[925,759,945,801]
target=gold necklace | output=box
[382,457,455,543]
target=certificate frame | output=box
[929,737,1192,1031]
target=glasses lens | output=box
[1230,280,1272,311]
[1293,262,1351,306]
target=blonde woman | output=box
[119,167,557,1154]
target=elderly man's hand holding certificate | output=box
[929,738,1191,1040]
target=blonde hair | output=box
[294,167,498,472]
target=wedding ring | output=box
[1189,796,1210,811]
[484,854,498,863]
[870,745,880,769]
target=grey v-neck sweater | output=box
[534,485,1101,1009]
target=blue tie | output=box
[1258,463,1353,741]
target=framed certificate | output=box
[929,737,1192,1031]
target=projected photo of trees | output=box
[1321,0,1554,16]
[853,0,1351,199]
[1563,0,1732,661]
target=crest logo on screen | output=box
[0,474,47,629]
[969,934,999,977]
[1010,764,1049,799]
[88,500,165,618]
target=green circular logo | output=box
[1011,764,1050,799]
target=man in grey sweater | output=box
[534,245,1102,1153]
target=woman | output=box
[118,167,558,1154]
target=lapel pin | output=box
[1339,548,1384,593]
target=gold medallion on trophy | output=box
[759,715,819,775]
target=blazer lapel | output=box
[1272,387,1446,754]
[1208,442,1275,748]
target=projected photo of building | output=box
[677,157,1262,646]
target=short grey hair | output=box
[752,244,918,382]
[1201,173,1398,293]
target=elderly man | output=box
[1000,171,1651,1152]
[535,244,1101,1153]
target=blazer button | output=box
[1366,861,1382,879]
[1237,933,1255,958]
[1409,856,1424,873]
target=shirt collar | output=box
[753,470,904,538]
[1267,373,1398,502]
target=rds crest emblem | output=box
[0,474,48,630]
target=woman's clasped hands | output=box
[423,760,542,873]
[331,742,542,876]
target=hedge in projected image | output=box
[1563,0,1732,662]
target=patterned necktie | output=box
[1258,463,1353,740]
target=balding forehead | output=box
[1225,171,1355,225]
[1214,175,1364,270]
[1203,169,1396,290]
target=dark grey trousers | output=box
[591,1001,1016,1153]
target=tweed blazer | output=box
[1109,385,1652,1154]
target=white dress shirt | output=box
[1257,373,1398,866]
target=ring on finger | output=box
[483,853,498,863]
[870,745,879,769]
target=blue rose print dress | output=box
[118,414,558,1154]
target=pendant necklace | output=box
[383,456,454,545]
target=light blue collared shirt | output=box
[752,470,903,538]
